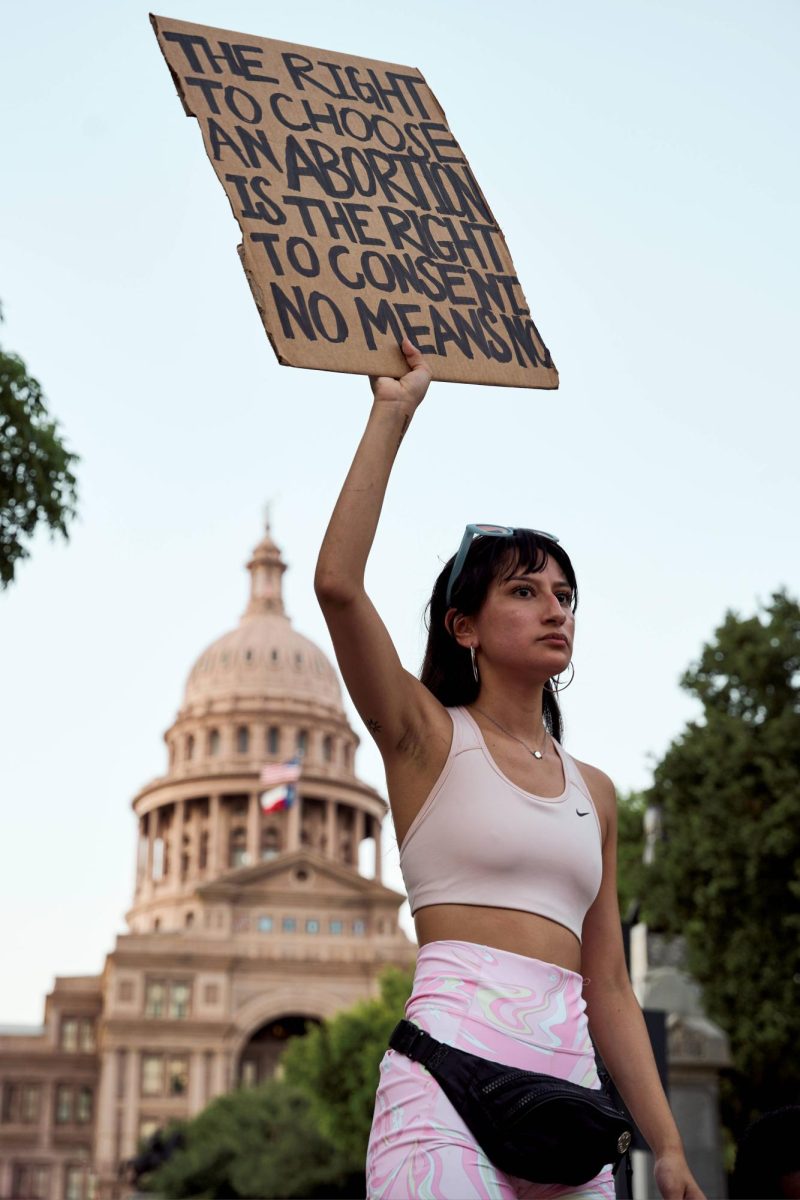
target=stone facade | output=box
[0,525,415,1200]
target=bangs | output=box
[495,530,551,583]
[441,527,578,615]
[492,530,578,610]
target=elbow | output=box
[314,567,360,609]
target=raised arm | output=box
[315,340,447,765]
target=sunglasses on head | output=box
[445,524,560,607]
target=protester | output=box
[731,1106,800,1198]
[315,339,704,1198]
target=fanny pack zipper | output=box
[480,1073,621,1121]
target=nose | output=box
[544,593,568,624]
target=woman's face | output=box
[470,554,575,682]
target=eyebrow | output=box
[507,574,572,590]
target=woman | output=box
[315,339,703,1199]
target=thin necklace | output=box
[472,706,548,760]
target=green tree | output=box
[642,592,800,1133]
[616,789,647,919]
[282,965,414,1174]
[140,1080,352,1199]
[0,315,79,588]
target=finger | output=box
[400,336,426,371]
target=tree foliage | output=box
[139,1081,352,1199]
[616,789,647,919]
[281,965,414,1174]
[0,318,78,587]
[642,592,800,1130]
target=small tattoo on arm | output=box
[366,718,383,735]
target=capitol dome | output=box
[179,523,343,718]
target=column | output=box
[210,1051,227,1098]
[133,818,143,894]
[247,792,261,866]
[145,814,155,894]
[120,1048,140,1159]
[40,1079,53,1151]
[325,799,337,861]
[286,790,301,851]
[374,817,383,884]
[209,794,223,872]
[172,800,184,886]
[354,807,366,865]
[188,1050,205,1115]
[93,1050,119,1167]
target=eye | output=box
[512,585,534,598]
[556,591,573,607]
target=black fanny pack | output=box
[389,1019,633,1188]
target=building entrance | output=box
[237,1015,320,1086]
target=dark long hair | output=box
[419,530,578,743]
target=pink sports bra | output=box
[398,707,604,942]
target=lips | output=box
[540,635,569,645]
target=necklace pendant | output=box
[532,750,543,760]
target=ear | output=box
[448,609,477,650]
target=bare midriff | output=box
[414,904,583,975]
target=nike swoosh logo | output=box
[576,810,590,817]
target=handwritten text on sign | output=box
[151,16,558,388]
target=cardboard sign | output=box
[151,15,558,388]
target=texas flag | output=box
[259,758,301,813]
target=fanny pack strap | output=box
[389,1019,453,1071]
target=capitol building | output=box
[0,523,415,1200]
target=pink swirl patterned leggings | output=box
[367,940,616,1199]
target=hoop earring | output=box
[470,646,480,684]
[546,661,575,693]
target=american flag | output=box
[259,758,301,814]
[259,758,301,788]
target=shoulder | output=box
[572,757,618,841]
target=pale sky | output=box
[1,0,798,1024]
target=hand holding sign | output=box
[370,338,432,412]
[152,15,558,389]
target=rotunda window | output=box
[270,649,279,663]
[267,726,280,755]
[343,743,352,770]
[296,729,308,756]
[185,912,195,929]
[229,826,247,868]
[208,729,220,756]
[261,826,281,861]
[186,734,195,761]
[323,735,333,763]
[236,726,249,754]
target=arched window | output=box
[343,743,352,770]
[323,735,333,763]
[186,734,195,760]
[229,826,247,868]
[198,831,209,870]
[236,726,249,754]
[296,729,308,756]
[208,729,220,756]
[267,726,280,755]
